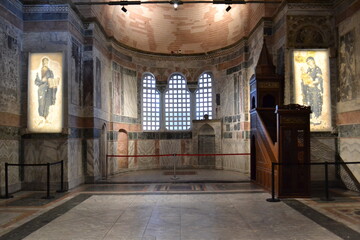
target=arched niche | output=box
[192,119,222,169]
[198,124,215,167]
[117,129,129,169]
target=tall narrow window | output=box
[165,74,191,130]
[196,73,213,120]
[142,74,160,131]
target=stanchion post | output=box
[5,162,9,198]
[61,160,64,191]
[57,160,66,193]
[266,162,280,202]
[43,163,54,199]
[322,161,334,201]
[171,153,179,180]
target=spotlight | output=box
[226,6,232,12]
[121,6,127,13]
[172,0,182,10]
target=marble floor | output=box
[0,170,360,240]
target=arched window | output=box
[142,74,160,131]
[196,73,213,120]
[165,74,191,130]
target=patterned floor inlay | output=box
[163,171,197,175]
[84,184,149,192]
[284,199,360,239]
[213,183,264,191]
[5,192,68,207]
[154,184,206,191]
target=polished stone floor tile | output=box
[1,170,360,240]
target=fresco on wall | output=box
[0,20,21,113]
[338,30,356,102]
[95,58,102,109]
[28,53,63,133]
[70,38,82,106]
[293,50,331,131]
[83,60,94,106]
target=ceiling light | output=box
[226,6,231,12]
[173,2,178,9]
[121,6,127,13]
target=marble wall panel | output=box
[339,138,360,189]
[128,140,136,169]
[107,141,118,174]
[23,139,67,189]
[159,140,181,168]
[0,140,20,193]
[67,139,84,189]
[137,140,157,169]
[222,139,250,173]
[0,17,21,114]
[123,71,138,118]
[181,139,195,166]
[86,139,100,181]
[310,138,337,182]
[218,75,235,118]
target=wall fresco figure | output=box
[34,57,59,120]
[300,56,323,124]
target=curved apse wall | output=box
[78,3,249,54]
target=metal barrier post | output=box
[3,163,13,199]
[170,154,179,180]
[57,160,66,193]
[43,163,54,199]
[266,162,280,202]
[322,161,334,201]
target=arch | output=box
[142,73,160,131]
[165,73,191,130]
[199,123,215,135]
[198,123,215,167]
[295,26,324,45]
[196,72,213,120]
[117,129,129,169]
[100,124,108,179]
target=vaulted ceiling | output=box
[73,1,280,54]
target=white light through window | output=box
[196,73,213,120]
[165,74,191,130]
[142,74,160,131]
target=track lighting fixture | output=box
[226,6,231,12]
[171,0,182,10]
[121,6,127,12]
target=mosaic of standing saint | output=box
[28,53,63,133]
[293,50,331,131]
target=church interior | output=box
[1,0,360,239]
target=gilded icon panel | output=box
[28,53,63,133]
[293,50,331,131]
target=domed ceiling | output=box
[75,1,254,54]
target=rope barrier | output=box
[106,153,250,158]
[105,153,250,181]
